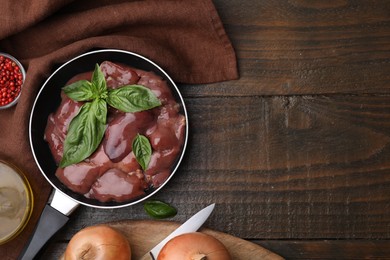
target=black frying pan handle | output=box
[18,204,69,260]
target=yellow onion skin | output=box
[157,232,232,260]
[64,225,131,260]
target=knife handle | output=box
[139,252,155,260]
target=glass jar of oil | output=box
[0,160,33,245]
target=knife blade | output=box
[140,203,215,260]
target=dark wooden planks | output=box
[185,95,390,171]
[172,95,390,239]
[256,240,390,259]
[183,0,390,96]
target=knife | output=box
[140,203,215,260]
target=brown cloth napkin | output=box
[0,0,238,258]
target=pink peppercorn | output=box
[0,54,25,108]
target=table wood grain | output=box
[38,0,390,259]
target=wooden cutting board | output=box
[62,220,283,260]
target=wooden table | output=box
[40,0,390,259]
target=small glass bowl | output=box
[0,160,34,245]
[0,53,26,109]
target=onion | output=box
[158,232,232,260]
[64,225,131,260]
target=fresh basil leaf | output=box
[107,85,161,113]
[132,134,152,171]
[62,80,94,101]
[60,100,106,168]
[91,63,107,98]
[93,98,107,124]
[144,200,177,219]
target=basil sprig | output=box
[144,200,177,219]
[60,64,161,168]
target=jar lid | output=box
[0,160,34,245]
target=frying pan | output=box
[20,49,188,259]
